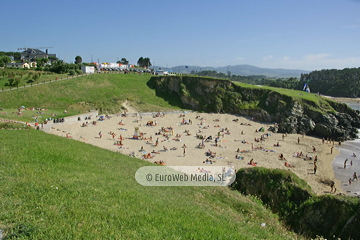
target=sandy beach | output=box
[43,103,347,195]
[322,95,360,103]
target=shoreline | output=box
[322,95,360,105]
[333,139,360,197]
[43,106,345,196]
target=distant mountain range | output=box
[154,64,310,78]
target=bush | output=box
[69,70,76,76]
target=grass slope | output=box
[233,81,324,104]
[0,74,184,122]
[0,69,69,90]
[0,130,299,239]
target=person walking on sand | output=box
[183,148,186,157]
[344,159,348,169]
[99,131,103,139]
[330,181,336,193]
[331,147,334,154]
[353,172,358,181]
[313,162,317,174]
[297,137,300,144]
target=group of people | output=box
[53,118,65,123]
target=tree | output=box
[143,58,151,68]
[120,58,129,65]
[75,56,82,64]
[0,55,11,67]
[48,56,58,62]
[137,57,152,68]
[137,57,144,67]
[36,57,48,67]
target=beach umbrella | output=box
[21,106,25,108]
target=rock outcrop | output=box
[233,167,360,239]
[147,76,360,140]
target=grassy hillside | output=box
[232,81,331,106]
[233,82,322,102]
[0,69,69,90]
[0,74,184,122]
[0,129,299,239]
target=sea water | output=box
[333,138,360,196]
[333,100,360,196]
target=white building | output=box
[155,70,169,75]
[81,66,95,74]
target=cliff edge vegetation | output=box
[147,76,360,141]
[233,167,360,239]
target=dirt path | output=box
[121,100,139,113]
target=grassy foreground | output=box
[0,129,300,239]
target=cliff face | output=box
[147,76,360,140]
[234,168,360,239]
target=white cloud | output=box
[262,55,273,61]
[215,60,226,65]
[235,57,245,62]
[262,53,360,70]
[280,56,291,62]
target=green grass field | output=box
[0,129,300,239]
[0,69,69,90]
[232,81,323,103]
[0,74,184,123]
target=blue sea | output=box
[333,100,360,196]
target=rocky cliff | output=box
[234,167,360,239]
[147,76,360,140]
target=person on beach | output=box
[330,181,336,193]
[183,148,186,157]
[297,137,300,144]
[344,159,348,169]
[331,147,334,154]
[273,142,280,147]
[99,131,102,139]
[353,172,358,181]
[313,162,317,174]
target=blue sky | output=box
[1,0,360,71]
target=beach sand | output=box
[44,103,345,195]
[322,95,360,103]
